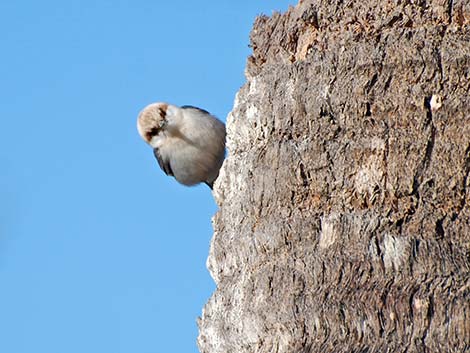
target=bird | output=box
[137,102,226,189]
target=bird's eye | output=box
[149,127,160,136]
[146,127,160,140]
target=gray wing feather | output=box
[180,105,211,115]
[153,148,173,176]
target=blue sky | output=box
[0,1,295,352]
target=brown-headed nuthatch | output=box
[137,102,226,189]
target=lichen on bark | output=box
[198,1,470,352]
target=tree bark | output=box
[198,1,470,352]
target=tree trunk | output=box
[198,1,470,352]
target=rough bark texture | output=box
[198,1,470,352]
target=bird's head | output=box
[137,102,183,146]
[137,102,169,145]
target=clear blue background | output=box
[0,1,295,353]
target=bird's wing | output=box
[180,105,211,115]
[153,148,173,176]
